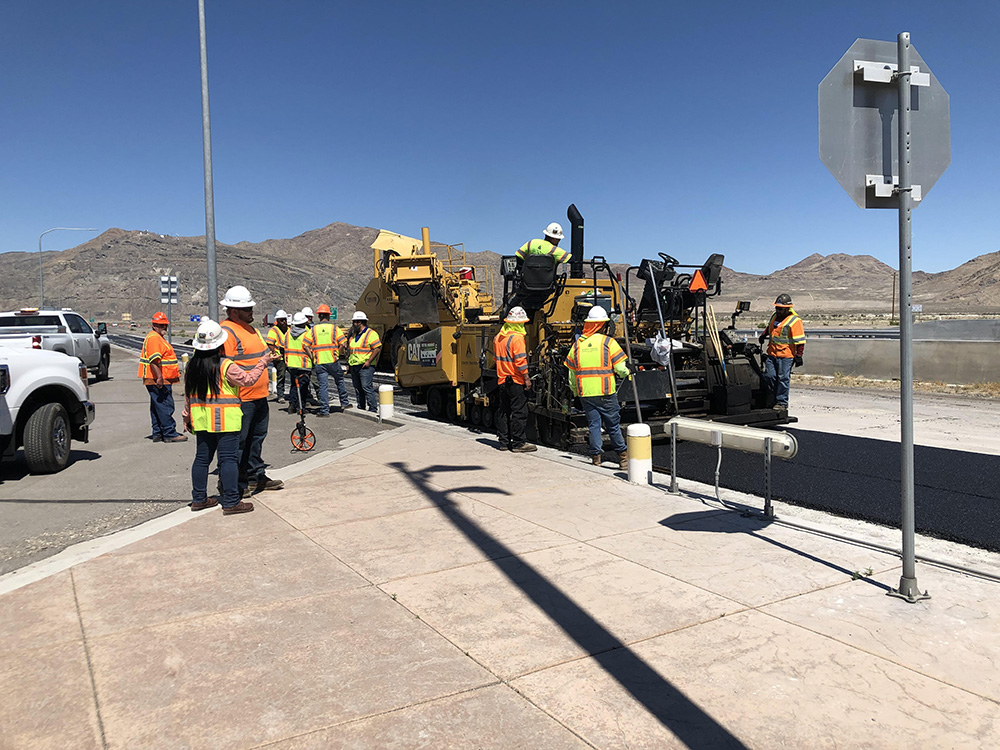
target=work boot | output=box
[164,435,188,443]
[772,404,787,411]
[190,496,219,512]
[222,501,254,516]
[618,451,629,471]
[511,443,537,453]
[591,454,603,466]
[255,476,284,493]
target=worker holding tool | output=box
[138,312,186,443]
[266,309,289,403]
[758,293,806,411]
[515,222,570,265]
[220,285,283,497]
[564,306,631,469]
[305,304,351,417]
[347,311,381,412]
[493,306,536,453]
[284,312,314,414]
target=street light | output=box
[38,227,98,308]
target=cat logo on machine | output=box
[364,292,380,308]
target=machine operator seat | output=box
[519,254,558,293]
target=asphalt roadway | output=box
[0,346,392,575]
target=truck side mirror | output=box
[96,322,108,336]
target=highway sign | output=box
[189,315,202,323]
[159,275,179,305]
[819,38,950,209]
[331,307,338,320]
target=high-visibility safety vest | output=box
[515,238,570,264]
[309,322,340,365]
[265,325,286,352]
[494,331,529,386]
[284,330,313,370]
[220,320,269,401]
[138,331,180,383]
[765,312,806,359]
[188,360,243,433]
[564,333,628,397]
[347,327,381,367]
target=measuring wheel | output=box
[290,421,316,452]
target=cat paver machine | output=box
[393,205,790,446]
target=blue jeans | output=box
[763,355,794,407]
[237,398,269,494]
[192,431,240,507]
[350,365,378,412]
[580,394,627,456]
[287,369,310,412]
[316,361,351,413]
[146,384,180,439]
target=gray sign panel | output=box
[819,38,950,209]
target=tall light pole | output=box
[198,0,219,321]
[38,227,98,308]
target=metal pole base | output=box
[887,576,931,603]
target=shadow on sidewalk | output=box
[388,460,749,749]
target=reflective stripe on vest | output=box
[310,323,338,364]
[138,332,180,381]
[284,331,312,369]
[494,332,528,384]
[516,239,570,264]
[221,321,269,400]
[565,334,625,396]
[348,327,380,366]
[766,314,805,358]
[266,326,285,351]
[189,360,244,433]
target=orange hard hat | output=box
[316,304,331,314]
[151,312,169,325]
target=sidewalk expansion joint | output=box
[71,569,108,750]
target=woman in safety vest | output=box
[182,319,274,515]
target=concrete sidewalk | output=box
[2,420,999,748]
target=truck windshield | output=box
[0,316,63,327]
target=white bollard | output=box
[378,384,395,420]
[627,423,652,485]
[269,366,277,395]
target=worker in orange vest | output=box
[758,293,806,411]
[493,306,536,452]
[220,285,283,497]
[138,312,186,443]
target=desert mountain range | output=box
[1,222,997,323]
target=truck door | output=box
[66,314,97,365]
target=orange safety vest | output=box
[188,360,243,433]
[221,320,269,401]
[564,332,627,396]
[765,313,806,358]
[494,331,529,385]
[309,322,340,365]
[138,331,180,383]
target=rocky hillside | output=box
[1,222,997,322]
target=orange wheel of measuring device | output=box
[290,427,316,451]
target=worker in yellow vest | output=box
[182,319,272,515]
[284,311,314,414]
[563,306,631,469]
[265,309,289,403]
[347,311,381,412]
[138,311,186,443]
[515,222,570,265]
[758,293,806,411]
[305,304,351,417]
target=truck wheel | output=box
[426,387,444,420]
[97,351,110,381]
[24,403,71,474]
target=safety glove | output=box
[793,355,804,368]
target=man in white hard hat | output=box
[220,285,284,497]
[493,306,536,452]
[564,305,631,470]
[283,312,314,414]
[347,311,381,412]
[515,222,570,265]
[265,309,289,403]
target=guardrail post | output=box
[669,420,678,494]
[763,436,773,519]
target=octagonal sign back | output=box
[819,38,950,209]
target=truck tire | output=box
[97,351,110,381]
[24,403,71,474]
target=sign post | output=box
[820,34,949,603]
[160,275,179,346]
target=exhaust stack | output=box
[568,203,584,279]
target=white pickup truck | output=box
[0,347,96,473]
[0,308,111,380]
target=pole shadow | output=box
[388,460,749,749]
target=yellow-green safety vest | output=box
[310,322,340,365]
[516,238,570,264]
[564,333,628,397]
[284,331,312,369]
[348,327,381,367]
[189,360,243,433]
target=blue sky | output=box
[1,1,996,274]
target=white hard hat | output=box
[274,309,288,320]
[192,319,229,351]
[221,285,255,308]
[301,306,314,317]
[352,311,368,322]
[585,305,610,323]
[543,222,564,240]
[291,312,308,325]
[505,306,529,323]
